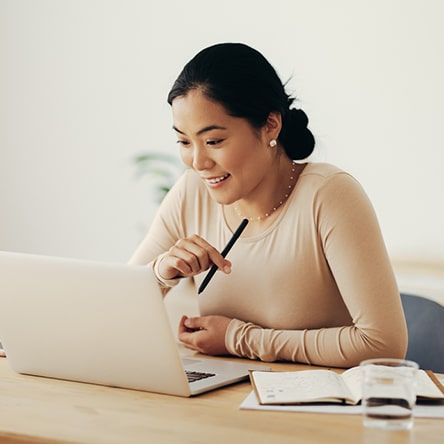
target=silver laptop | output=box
[0,251,269,396]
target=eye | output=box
[206,139,224,146]
[176,140,190,147]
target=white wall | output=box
[1,0,443,263]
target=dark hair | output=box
[167,43,315,160]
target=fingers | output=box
[170,236,213,274]
[158,234,231,280]
[178,315,230,356]
[178,315,205,353]
[179,315,204,333]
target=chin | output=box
[208,190,236,206]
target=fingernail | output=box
[223,265,231,274]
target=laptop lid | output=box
[0,251,268,396]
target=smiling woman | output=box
[129,43,407,368]
[171,89,297,215]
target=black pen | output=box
[197,218,249,294]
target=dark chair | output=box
[400,292,444,373]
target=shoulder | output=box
[151,168,217,240]
[300,162,363,194]
[167,168,209,201]
[301,162,352,181]
[297,163,373,218]
[160,168,216,223]
[175,168,204,188]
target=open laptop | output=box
[0,251,269,396]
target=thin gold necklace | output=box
[234,161,297,222]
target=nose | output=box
[192,145,213,171]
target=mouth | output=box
[204,173,231,186]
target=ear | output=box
[264,112,282,140]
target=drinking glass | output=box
[360,358,418,430]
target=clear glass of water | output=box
[360,358,419,430]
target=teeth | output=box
[208,174,229,184]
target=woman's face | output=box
[171,89,276,206]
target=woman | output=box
[130,43,407,367]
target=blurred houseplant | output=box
[133,152,185,203]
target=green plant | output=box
[133,152,185,203]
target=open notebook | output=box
[0,251,268,396]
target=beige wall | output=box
[1,0,443,265]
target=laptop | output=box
[0,251,269,396]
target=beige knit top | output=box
[130,163,407,367]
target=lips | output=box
[205,174,230,185]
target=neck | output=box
[233,158,299,223]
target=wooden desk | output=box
[0,357,442,444]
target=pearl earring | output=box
[269,139,277,148]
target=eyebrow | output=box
[173,124,227,136]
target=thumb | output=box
[183,316,205,330]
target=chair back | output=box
[400,293,444,373]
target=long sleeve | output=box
[128,169,228,295]
[223,170,407,367]
[128,172,190,296]
[129,163,408,368]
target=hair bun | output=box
[292,108,309,129]
[279,108,315,160]
[167,42,316,160]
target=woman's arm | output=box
[224,173,408,367]
[129,170,230,292]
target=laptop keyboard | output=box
[185,370,216,383]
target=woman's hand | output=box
[157,235,232,280]
[178,315,232,355]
